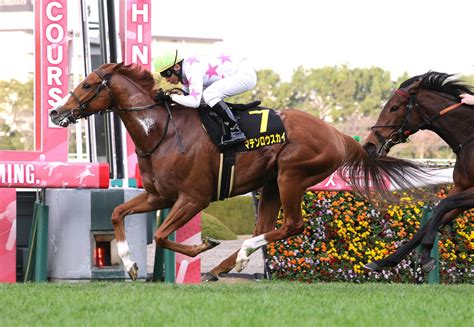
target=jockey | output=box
[153,49,257,147]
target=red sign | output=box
[0,162,109,189]
[119,0,152,181]
[309,172,353,191]
[0,190,16,283]
[175,213,202,284]
[0,0,70,283]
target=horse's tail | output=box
[337,135,429,204]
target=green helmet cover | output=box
[153,49,182,73]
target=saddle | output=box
[198,101,287,152]
[197,100,287,201]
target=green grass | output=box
[204,195,256,235]
[201,212,237,240]
[0,282,472,327]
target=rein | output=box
[69,69,185,157]
[371,89,466,154]
[135,101,185,157]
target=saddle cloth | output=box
[197,101,287,152]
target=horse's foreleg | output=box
[154,196,217,257]
[203,182,281,280]
[111,191,171,280]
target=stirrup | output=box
[220,130,246,147]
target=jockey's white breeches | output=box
[202,60,257,107]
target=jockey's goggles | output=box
[159,50,179,78]
[160,68,174,78]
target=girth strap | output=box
[217,148,236,200]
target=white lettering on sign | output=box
[132,3,149,22]
[46,2,63,21]
[45,23,64,43]
[42,1,67,128]
[47,44,63,65]
[0,164,38,185]
[131,3,149,64]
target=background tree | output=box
[154,67,473,159]
[0,79,34,150]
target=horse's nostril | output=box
[50,109,58,118]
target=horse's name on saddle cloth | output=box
[237,108,287,151]
[244,132,286,150]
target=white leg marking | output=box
[236,235,267,272]
[117,241,135,272]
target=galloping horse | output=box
[363,71,474,273]
[49,63,425,281]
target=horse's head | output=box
[364,71,470,158]
[364,79,422,157]
[50,63,123,127]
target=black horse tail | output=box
[338,135,431,204]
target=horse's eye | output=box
[83,83,90,89]
[390,106,399,112]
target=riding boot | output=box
[211,101,246,147]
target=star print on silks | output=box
[217,54,231,64]
[189,88,201,100]
[183,76,192,86]
[206,64,219,79]
[186,57,200,65]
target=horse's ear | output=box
[110,62,123,74]
[407,80,422,95]
[112,62,124,72]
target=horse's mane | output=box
[400,71,473,96]
[117,63,157,96]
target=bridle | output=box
[370,88,463,155]
[66,70,115,123]
[65,69,184,157]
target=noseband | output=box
[370,89,463,155]
[64,69,183,156]
[66,71,114,124]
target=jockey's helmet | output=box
[153,49,183,73]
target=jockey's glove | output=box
[155,90,171,103]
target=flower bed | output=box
[266,188,473,283]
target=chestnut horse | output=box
[49,63,425,281]
[363,71,474,273]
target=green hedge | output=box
[201,212,237,240]
[266,188,473,283]
[203,196,256,235]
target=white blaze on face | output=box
[137,117,155,136]
[117,241,135,272]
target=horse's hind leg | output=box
[236,177,305,272]
[419,189,474,272]
[364,222,431,271]
[364,190,471,272]
[202,181,281,281]
[154,195,219,257]
[111,191,172,280]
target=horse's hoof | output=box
[235,258,249,272]
[128,263,139,281]
[363,261,383,272]
[204,237,221,250]
[201,272,219,282]
[421,257,436,273]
